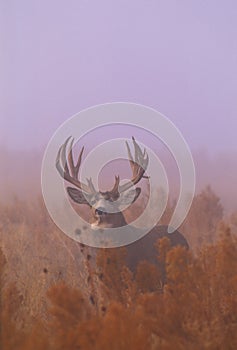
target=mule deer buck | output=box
[56,137,188,271]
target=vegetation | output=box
[1,187,237,349]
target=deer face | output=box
[56,137,148,229]
[66,187,141,228]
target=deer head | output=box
[56,137,149,229]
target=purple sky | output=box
[1,1,237,153]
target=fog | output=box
[1,1,236,212]
[0,146,236,214]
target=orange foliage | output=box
[1,188,237,349]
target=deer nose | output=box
[95,207,107,216]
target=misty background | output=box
[0,1,236,212]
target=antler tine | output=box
[56,137,96,194]
[75,146,85,174]
[109,175,120,197]
[55,145,64,178]
[132,136,149,170]
[132,136,139,164]
[55,137,71,178]
[126,140,134,166]
[118,137,149,193]
[87,177,97,193]
[67,137,76,176]
[67,138,86,181]
[132,136,147,165]
[61,136,71,173]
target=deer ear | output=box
[67,187,91,206]
[119,187,141,206]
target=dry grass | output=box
[1,186,237,349]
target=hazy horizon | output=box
[0,145,236,214]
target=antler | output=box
[56,136,96,194]
[109,137,149,195]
